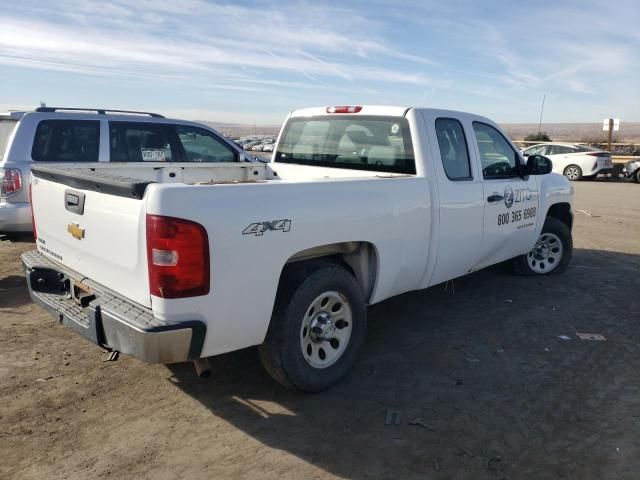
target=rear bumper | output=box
[0,201,32,232]
[587,166,613,176]
[622,164,639,177]
[21,250,205,364]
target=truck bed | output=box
[31,163,272,198]
[31,162,411,198]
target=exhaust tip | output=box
[193,358,211,378]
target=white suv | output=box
[0,107,254,233]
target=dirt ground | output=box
[1,180,639,480]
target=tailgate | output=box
[31,173,151,308]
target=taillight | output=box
[326,105,362,114]
[146,214,209,299]
[586,152,609,157]
[1,168,22,198]
[29,183,37,240]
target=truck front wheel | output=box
[258,262,367,392]
[513,217,572,275]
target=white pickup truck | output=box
[22,106,574,391]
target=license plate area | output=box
[70,279,96,307]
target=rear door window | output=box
[32,120,100,162]
[174,125,236,162]
[524,145,547,155]
[435,118,472,180]
[109,122,177,162]
[547,145,573,155]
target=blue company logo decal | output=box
[504,186,514,209]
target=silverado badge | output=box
[67,223,85,240]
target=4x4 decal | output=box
[243,219,292,236]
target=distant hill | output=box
[502,122,640,143]
[197,121,280,138]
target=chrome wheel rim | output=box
[565,167,580,180]
[300,291,353,369]
[527,232,563,274]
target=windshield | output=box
[274,115,415,174]
[0,120,17,160]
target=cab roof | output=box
[290,105,410,118]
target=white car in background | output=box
[521,143,612,181]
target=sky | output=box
[0,0,638,125]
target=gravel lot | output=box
[1,180,639,479]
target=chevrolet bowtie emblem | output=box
[67,223,85,240]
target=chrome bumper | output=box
[21,250,205,364]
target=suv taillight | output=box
[146,214,210,298]
[1,169,22,198]
[29,183,37,240]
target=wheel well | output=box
[546,203,572,230]
[282,242,378,302]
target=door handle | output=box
[487,194,504,203]
[65,189,86,215]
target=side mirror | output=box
[526,154,552,175]
[521,151,530,157]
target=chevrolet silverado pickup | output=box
[22,105,574,392]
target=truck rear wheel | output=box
[258,262,367,392]
[512,217,572,276]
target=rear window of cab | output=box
[275,115,416,174]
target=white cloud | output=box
[0,0,436,95]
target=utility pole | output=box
[607,118,613,152]
[537,94,546,136]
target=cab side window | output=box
[174,125,236,162]
[435,118,472,180]
[473,122,518,179]
[32,120,100,162]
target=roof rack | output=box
[35,107,164,118]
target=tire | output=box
[563,165,582,181]
[635,170,640,184]
[258,261,367,392]
[513,217,572,276]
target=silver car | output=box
[0,107,254,233]
[622,159,640,183]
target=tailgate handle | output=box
[65,189,86,215]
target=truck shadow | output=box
[167,248,640,479]
[0,274,30,309]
